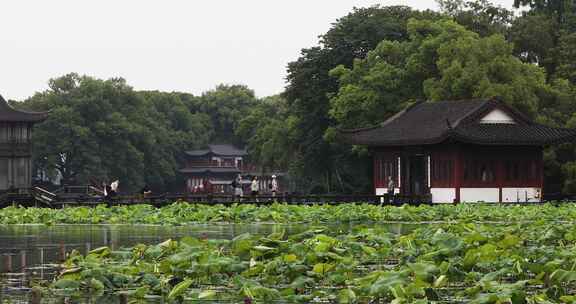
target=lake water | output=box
[0,222,412,303]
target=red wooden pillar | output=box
[373,152,378,194]
[453,145,462,203]
[496,156,503,203]
[539,147,544,197]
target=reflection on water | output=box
[0,223,290,273]
[0,222,413,303]
[0,222,412,273]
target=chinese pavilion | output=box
[180,144,247,193]
[0,95,48,191]
[180,144,284,194]
[339,98,576,203]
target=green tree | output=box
[514,0,575,25]
[137,91,213,191]
[283,5,438,193]
[511,0,576,194]
[553,32,576,83]
[20,74,212,192]
[509,14,557,75]
[437,0,514,36]
[189,84,258,146]
[329,19,549,130]
[236,95,294,172]
[510,0,576,78]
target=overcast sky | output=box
[0,0,518,101]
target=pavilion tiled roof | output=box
[0,95,48,123]
[451,123,576,145]
[339,98,576,146]
[185,144,247,157]
[179,167,241,174]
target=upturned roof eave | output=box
[341,128,576,147]
[0,95,49,123]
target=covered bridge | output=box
[339,98,576,203]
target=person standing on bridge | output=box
[251,176,259,201]
[387,176,395,205]
[233,174,243,201]
[270,175,278,198]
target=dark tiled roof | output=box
[0,95,48,122]
[451,123,576,145]
[208,144,247,156]
[185,149,210,157]
[339,98,576,146]
[179,167,241,174]
[340,99,488,145]
[185,144,247,157]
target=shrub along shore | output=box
[0,202,575,225]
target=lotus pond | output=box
[0,202,576,224]
[1,203,576,303]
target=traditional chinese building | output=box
[0,95,48,191]
[339,98,576,203]
[180,144,283,194]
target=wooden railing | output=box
[183,161,269,173]
[45,193,434,208]
[1,189,573,208]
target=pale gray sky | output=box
[0,0,517,100]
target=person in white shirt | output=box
[271,175,278,197]
[251,176,259,198]
[233,174,243,200]
[387,176,395,204]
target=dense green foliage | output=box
[3,202,576,225]
[42,213,576,303]
[10,0,576,194]
[235,95,292,172]
[328,18,547,130]
[19,75,256,192]
[279,6,441,193]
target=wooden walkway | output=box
[52,193,420,207]
[0,187,571,208]
[0,189,433,208]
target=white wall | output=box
[375,187,542,203]
[375,188,400,195]
[430,188,456,203]
[502,188,541,203]
[460,188,499,203]
[480,109,516,124]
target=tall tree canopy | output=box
[21,74,212,192]
[510,0,576,78]
[235,95,294,172]
[188,84,258,146]
[437,0,514,36]
[329,19,548,130]
[280,6,441,193]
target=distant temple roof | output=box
[185,144,247,157]
[339,98,576,146]
[179,167,241,174]
[0,95,48,123]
